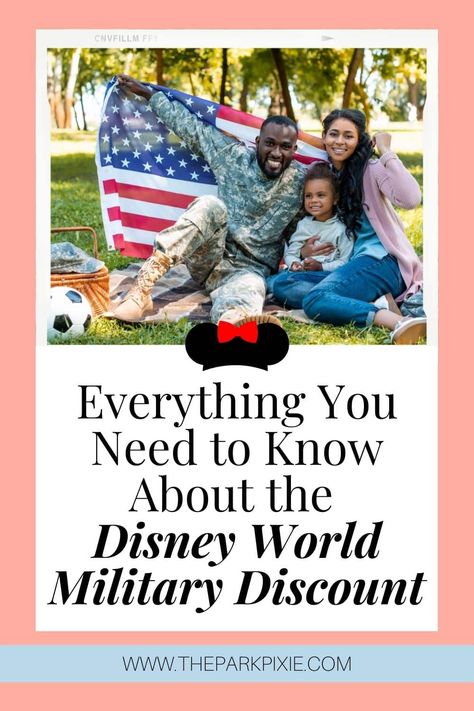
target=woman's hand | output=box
[303,258,323,271]
[300,236,336,259]
[116,74,153,101]
[373,132,392,155]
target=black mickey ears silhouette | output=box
[185,321,289,370]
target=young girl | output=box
[270,109,426,344]
[283,162,352,273]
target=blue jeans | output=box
[268,255,405,326]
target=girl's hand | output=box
[290,261,304,272]
[374,132,392,155]
[303,257,323,271]
[116,74,153,101]
[301,236,336,259]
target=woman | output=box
[270,109,426,344]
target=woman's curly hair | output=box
[322,109,374,237]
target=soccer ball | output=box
[48,287,92,341]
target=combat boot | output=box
[235,314,283,328]
[113,249,173,322]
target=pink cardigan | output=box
[362,151,423,300]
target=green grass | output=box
[50,133,423,346]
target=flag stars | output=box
[102,114,109,123]
[122,137,130,147]
[133,130,142,140]
[166,167,175,176]
[179,159,188,168]
[155,154,164,164]
[206,104,216,115]
[143,162,152,172]
[190,171,199,180]
[133,149,141,159]
[196,111,203,119]
[167,146,176,156]
[202,165,211,172]
[111,125,120,135]
[185,98,194,106]
[111,146,119,155]
[190,152,199,161]
[133,110,142,118]
[143,142,152,151]
[104,154,112,164]
[144,122,153,130]
[121,158,130,168]
[156,134,165,144]
[123,117,130,126]
[111,105,120,113]
[101,134,110,144]
[122,98,131,106]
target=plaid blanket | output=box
[109,263,312,323]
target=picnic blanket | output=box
[108,263,312,324]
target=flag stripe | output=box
[107,207,175,233]
[100,167,216,196]
[103,194,185,221]
[112,234,156,257]
[103,179,195,209]
[217,105,263,129]
[111,226,164,244]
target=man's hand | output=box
[303,257,323,271]
[373,132,392,155]
[300,236,336,259]
[116,74,153,101]
[289,261,304,272]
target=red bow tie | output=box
[217,320,258,344]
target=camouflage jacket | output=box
[149,91,306,272]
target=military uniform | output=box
[137,91,307,323]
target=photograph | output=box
[48,45,428,346]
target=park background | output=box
[50,46,425,344]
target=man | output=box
[113,75,332,324]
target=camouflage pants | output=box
[155,195,268,323]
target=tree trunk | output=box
[52,51,65,129]
[64,47,81,129]
[188,71,196,95]
[219,48,228,104]
[240,73,249,113]
[355,83,371,130]
[268,90,283,116]
[80,86,88,131]
[73,102,81,130]
[123,51,134,74]
[271,48,296,121]
[47,51,57,127]
[342,48,364,108]
[156,49,164,85]
[408,77,424,120]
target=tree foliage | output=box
[47,46,427,130]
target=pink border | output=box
[2,1,473,705]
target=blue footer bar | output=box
[0,645,473,682]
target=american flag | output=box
[96,78,327,258]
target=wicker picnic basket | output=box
[50,226,110,317]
